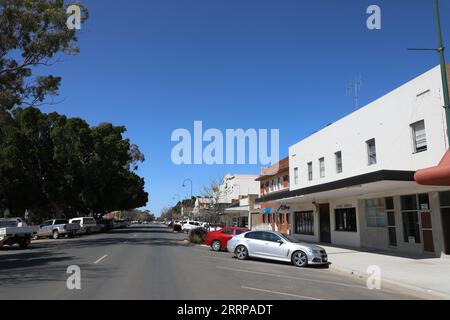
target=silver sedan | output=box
[227,231,329,268]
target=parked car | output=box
[181,221,202,233]
[0,218,38,249]
[227,231,328,268]
[69,217,98,234]
[36,219,80,239]
[202,223,223,232]
[205,227,248,252]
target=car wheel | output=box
[292,251,308,268]
[235,245,248,260]
[211,240,221,252]
[52,231,59,240]
[19,238,31,249]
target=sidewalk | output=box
[321,244,450,299]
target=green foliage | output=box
[0,107,148,219]
[0,0,89,110]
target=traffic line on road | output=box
[93,254,108,264]
[217,266,366,289]
[241,286,321,300]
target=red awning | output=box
[415,150,450,186]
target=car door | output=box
[40,221,52,237]
[219,228,234,248]
[245,232,266,257]
[262,233,290,259]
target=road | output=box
[0,224,432,300]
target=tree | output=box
[0,0,88,110]
[0,107,148,219]
[199,177,229,223]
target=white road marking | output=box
[217,266,365,289]
[94,254,108,264]
[242,286,321,300]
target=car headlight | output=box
[307,248,320,254]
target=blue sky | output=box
[42,0,450,215]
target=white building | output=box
[217,174,260,228]
[257,65,450,257]
[217,174,260,204]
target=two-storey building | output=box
[257,65,450,257]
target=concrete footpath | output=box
[321,244,450,299]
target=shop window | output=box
[401,195,421,244]
[335,208,357,232]
[294,211,314,235]
[365,198,388,228]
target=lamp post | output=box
[182,179,193,219]
[434,0,450,146]
[409,0,450,145]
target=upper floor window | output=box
[319,158,325,178]
[294,168,299,185]
[335,151,343,174]
[366,139,377,166]
[307,162,313,181]
[411,120,427,153]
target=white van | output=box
[69,217,97,234]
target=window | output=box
[319,158,325,178]
[279,177,284,189]
[263,232,281,243]
[440,191,450,207]
[245,232,263,240]
[401,195,421,244]
[335,151,343,173]
[295,211,314,235]
[365,199,387,228]
[221,229,233,235]
[307,162,313,181]
[385,197,397,246]
[335,208,357,232]
[411,120,427,153]
[294,168,299,185]
[366,139,377,165]
[269,180,273,192]
[235,229,244,235]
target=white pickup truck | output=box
[36,219,81,239]
[0,218,38,249]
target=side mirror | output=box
[277,239,284,245]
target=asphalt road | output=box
[0,224,432,300]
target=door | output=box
[441,208,450,255]
[261,232,290,259]
[319,204,331,243]
[245,231,266,256]
[421,211,435,253]
[219,228,234,248]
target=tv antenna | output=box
[347,75,363,110]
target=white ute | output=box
[0,218,38,249]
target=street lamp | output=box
[182,179,193,199]
[182,179,193,219]
[408,0,450,145]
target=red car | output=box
[205,227,249,252]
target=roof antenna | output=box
[346,75,363,110]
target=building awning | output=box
[256,170,415,204]
[415,151,450,186]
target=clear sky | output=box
[42,0,450,215]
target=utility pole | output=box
[410,1,450,146]
[434,0,450,147]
